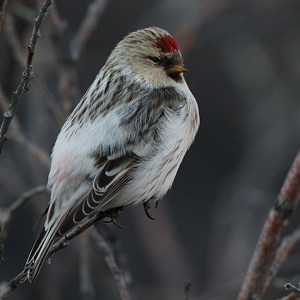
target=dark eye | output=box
[151,56,160,63]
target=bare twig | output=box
[278,283,300,300]
[285,283,300,294]
[0,185,49,235]
[0,272,23,300]
[0,85,21,129]
[47,209,118,258]
[184,283,192,300]
[90,227,132,300]
[278,294,300,300]
[0,0,53,156]
[264,226,300,293]
[0,226,3,271]
[0,85,51,168]
[79,233,95,300]
[0,0,7,32]
[0,208,121,299]
[71,0,108,61]
[46,0,106,116]
[46,2,80,116]
[237,150,300,300]
[3,12,64,129]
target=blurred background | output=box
[1,0,300,299]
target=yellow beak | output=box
[167,64,188,74]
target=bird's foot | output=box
[102,207,125,229]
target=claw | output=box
[111,216,126,229]
[102,207,125,229]
[143,200,155,220]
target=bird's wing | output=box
[57,153,139,235]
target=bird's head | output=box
[109,27,187,87]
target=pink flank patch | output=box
[155,34,179,53]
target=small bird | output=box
[22,26,199,282]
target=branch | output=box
[263,226,300,293]
[237,150,300,300]
[0,0,53,156]
[79,233,95,300]
[0,85,21,130]
[3,12,64,129]
[184,283,192,300]
[0,85,51,169]
[71,0,108,61]
[0,185,49,235]
[0,186,49,299]
[0,227,3,272]
[46,0,107,116]
[46,2,80,116]
[0,0,7,32]
[277,283,300,300]
[0,208,121,299]
[48,209,122,257]
[285,283,300,295]
[90,227,132,300]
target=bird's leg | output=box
[143,200,155,220]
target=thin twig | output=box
[79,233,95,300]
[48,209,116,258]
[0,185,49,235]
[46,2,80,116]
[0,272,23,300]
[46,0,106,116]
[264,226,300,293]
[285,284,300,294]
[278,294,300,300]
[71,0,108,61]
[3,12,64,129]
[277,283,300,300]
[0,85,21,129]
[0,0,53,156]
[184,283,192,300]
[0,85,51,168]
[0,226,3,271]
[0,0,7,32]
[237,150,300,300]
[0,208,119,299]
[90,227,132,300]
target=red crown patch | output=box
[155,34,179,53]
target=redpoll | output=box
[22,26,199,282]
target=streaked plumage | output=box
[22,26,199,283]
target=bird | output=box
[22,26,199,283]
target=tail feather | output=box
[22,217,65,283]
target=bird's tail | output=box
[21,220,62,283]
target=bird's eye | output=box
[151,57,160,63]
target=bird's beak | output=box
[167,64,188,74]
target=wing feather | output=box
[58,153,138,235]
